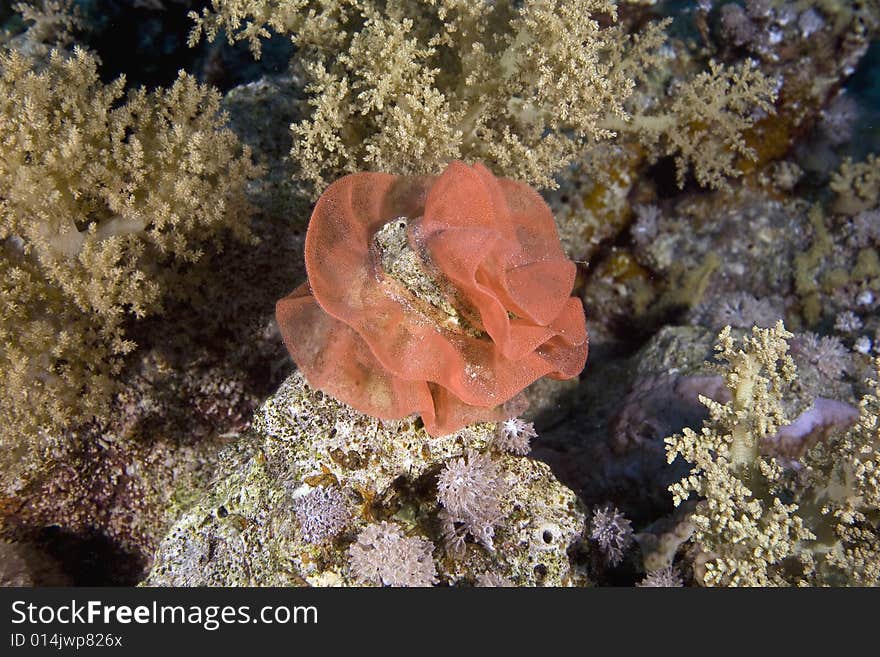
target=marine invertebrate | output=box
[145,370,588,586]
[276,161,588,436]
[494,417,537,455]
[290,486,352,544]
[807,361,880,585]
[437,449,507,553]
[589,504,633,566]
[621,59,777,189]
[0,46,259,488]
[830,154,880,215]
[189,1,778,195]
[665,324,880,586]
[348,521,437,587]
[9,0,80,55]
[665,323,815,586]
[189,0,653,192]
[636,565,683,588]
[792,332,852,380]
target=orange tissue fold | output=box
[276,161,588,436]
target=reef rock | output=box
[143,372,589,586]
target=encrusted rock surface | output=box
[143,372,589,586]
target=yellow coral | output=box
[665,323,814,586]
[666,324,880,586]
[830,154,880,215]
[0,46,261,485]
[189,0,775,196]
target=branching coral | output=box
[0,46,260,480]
[189,0,777,195]
[619,59,777,189]
[794,361,880,586]
[830,154,880,215]
[665,323,880,586]
[276,160,588,436]
[664,323,814,586]
[6,1,81,56]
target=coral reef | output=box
[664,323,814,586]
[143,372,589,586]
[4,1,80,59]
[0,6,293,583]
[188,0,782,201]
[0,0,878,587]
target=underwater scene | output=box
[1,0,879,587]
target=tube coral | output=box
[276,161,587,436]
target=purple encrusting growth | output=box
[590,504,634,566]
[769,397,859,459]
[348,521,437,587]
[291,486,352,544]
